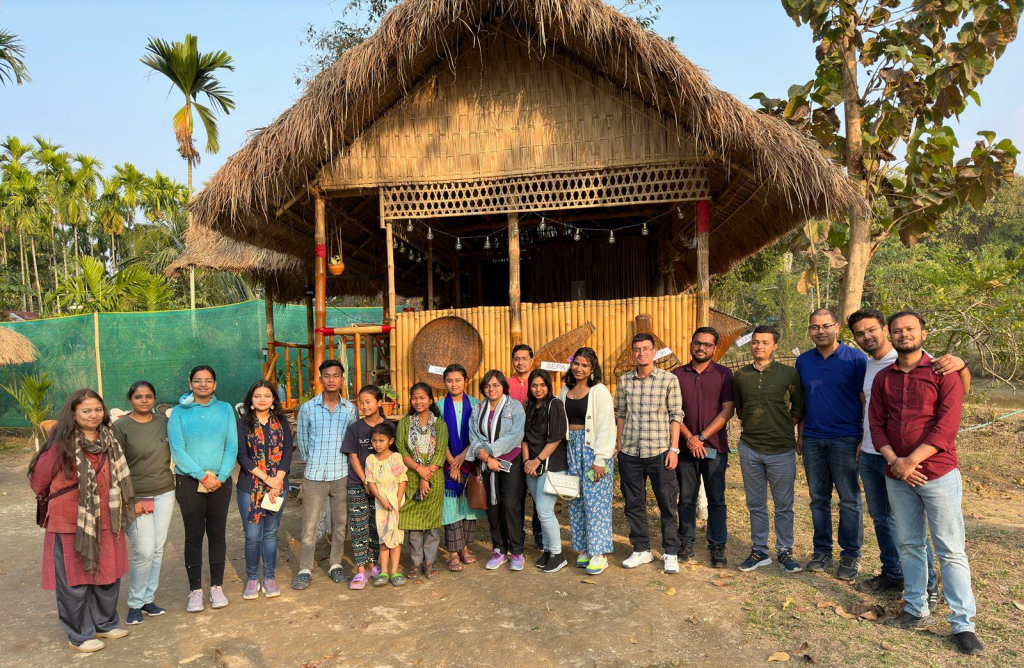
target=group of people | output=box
[28,307,983,656]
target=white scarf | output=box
[482,395,508,443]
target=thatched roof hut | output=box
[0,326,37,366]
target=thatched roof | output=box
[191,0,861,287]
[0,325,37,366]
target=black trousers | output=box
[677,451,730,548]
[618,451,681,555]
[53,536,120,645]
[483,453,526,556]
[175,474,232,590]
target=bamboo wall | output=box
[392,294,696,406]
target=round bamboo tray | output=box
[410,316,484,390]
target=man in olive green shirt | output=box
[734,326,805,573]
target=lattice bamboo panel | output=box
[380,161,708,220]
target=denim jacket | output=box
[466,397,526,461]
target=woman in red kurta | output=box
[29,389,136,653]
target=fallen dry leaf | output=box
[782,596,794,611]
[928,627,953,638]
[796,606,812,613]
[214,648,227,668]
[767,651,791,662]
[859,610,879,621]
[629,637,638,644]
[834,606,856,619]
[802,655,820,665]
[1012,600,1024,612]
[580,580,597,586]
[710,580,728,588]
[793,642,809,652]
[664,586,677,596]
[816,601,834,609]
[880,640,897,651]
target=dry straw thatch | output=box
[0,326,38,366]
[191,0,862,284]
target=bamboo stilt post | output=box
[264,278,277,383]
[93,311,103,398]
[314,193,328,393]
[353,333,362,395]
[426,238,434,310]
[305,281,315,392]
[696,200,711,328]
[385,221,396,325]
[508,212,522,346]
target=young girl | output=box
[364,423,407,587]
[396,383,449,580]
[523,369,569,573]
[341,385,394,590]
[114,381,173,624]
[235,380,292,600]
[440,364,484,572]
[29,389,135,653]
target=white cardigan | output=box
[557,382,616,468]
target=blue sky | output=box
[3,0,1021,187]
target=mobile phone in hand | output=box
[497,459,513,473]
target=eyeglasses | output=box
[808,324,836,333]
[691,341,716,349]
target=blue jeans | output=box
[236,490,286,580]
[738,441,796,554]
[802,436,863,559]
[887,470,976,632]
[525,471,562,555]
[860,453,937,587]
[123,490,175,609]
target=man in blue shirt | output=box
[291,359,358,590]
[796,308,866,580]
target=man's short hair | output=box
[631,333,656,347]
[808,307,837,323]
[887,310,926,331]
[847,308,886,331]
[511,344,534,358]
[692,327,720,345]
[319,359,345,375]
[752,325,779,344]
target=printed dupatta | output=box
[443,394,473,497]
[246,417,285,524]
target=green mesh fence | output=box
[0,301,383,428]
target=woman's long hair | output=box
[563,347,602,389]
[407,382,440,416]
[240,380,286,432]
[524,369,555,427]
[28,389,109,479]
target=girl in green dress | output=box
[396,383,449,580]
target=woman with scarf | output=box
[466,369,528,572]
[29,389,136,653]
[236,380,292,600]
[439,364,483,571]
[395,383,449,580]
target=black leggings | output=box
[175,474,232,590]
[483,453,526,556]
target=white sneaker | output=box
[622,550,655,569]
[69,639,105,653]
[663,554,679,574]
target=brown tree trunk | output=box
[188,160,195,311]
[837,33,872,323]
[19,231,29,311]
[31,235,44,313]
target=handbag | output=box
[35,452,106,528]
[543,470,580,500]
[466,465,488,510]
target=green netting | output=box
[0,301,383,428]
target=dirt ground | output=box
[2,402,1023,667]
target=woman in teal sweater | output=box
[168,365,238,613]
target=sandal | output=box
[373,573,390,587]
[390,573,407,587]
[425,562,440,580]
[348,573,367,590]
[448,555,463,572]
[460,548,477,564]
[408,564,423,580]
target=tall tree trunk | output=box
[19,231,29,311]
[110,232,117,265]
[73,224,81,275]
[188,160,195,311]
[31,235,44,313]
[837,33,872,323]
[1,231,7,264]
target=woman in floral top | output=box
[396,383,449,580]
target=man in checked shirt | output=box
[615,333,684,574]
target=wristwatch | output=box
[669,447,681,454]
[697,434,708,443]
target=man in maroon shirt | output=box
[869,311,982,655]
[672,327,734,568]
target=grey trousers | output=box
[738,440,796,555]
[54,536,120,645]
[299,478,349,572]
[407,528,442,565]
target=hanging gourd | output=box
[328,225,345,275]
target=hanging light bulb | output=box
[538,218,546,232]
[455,237,462,250]
[493,236,500,250]
[573,228,581,242]
[408,248,415,260]
[642,222,649,236]
[609,229,616,244]
[407,220,414,232]
[399,241,405,253]
[484,236,491,250]
[434,264,441,274]
[427,227,434,241]
[417,253,423,263]
[393,237,399,249]
[676,207,684,220]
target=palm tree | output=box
[0,29,30,85]
[30,137,72,282]
[108,162,147,261]
[141,34,235,310]
[95,178,127,265]
[1,163,45,311]
[63,154,103,271]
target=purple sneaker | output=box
[368,565,382,579]
[510,554,525,571]
[209,585,229,609]
[263,579,280,598]
[485,550,508,570]
[242,580,260,600]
